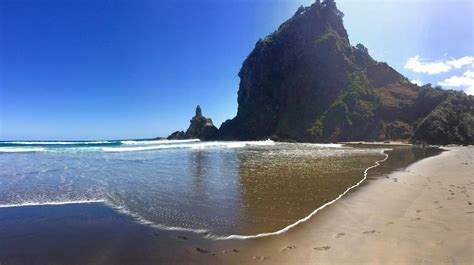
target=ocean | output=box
[0,139,395,237]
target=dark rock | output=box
[200,119,219,140]
[216,1,473,145]
[168,105,219,140]
[167,130,187,140]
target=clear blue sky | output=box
[1,0,473,140]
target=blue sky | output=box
[1,0,473,140]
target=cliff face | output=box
[168,105,218,140]
[217,1,474,144]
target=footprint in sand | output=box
[362,230,378,234]
[335,232,345,238]
[438,206,444,209]
[253,256,270,261]
[434,201,440,204]
[466,211,474,214]
[222,249,239,254]
[314,246,331,251]
[195,248,210,254]
[468,201,472,206]
[280,245,296,251]
[447,197,455,200]
[386,221,395,225]
[416,210,422,213]
[411,217,421,221]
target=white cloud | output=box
[464,69,474,78]
[404,56,451,75]
[446,56,474,69]
[411,79,423,86]
[438,70,474,95]
[404,55,474,75]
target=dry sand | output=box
[206,146,474,264]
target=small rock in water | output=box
[177,236,188,240]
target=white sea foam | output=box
[120,139,200,145]
[106,203,210,234]
[102,140,275,152]
[0,199,106,208]
[0,147,45,153]
[3,141,111,145]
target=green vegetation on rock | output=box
[216,0,474,145]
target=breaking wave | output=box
[2,141,113,145]
[0,200,106,208]
[0,147,45,153]
[120,139,200,145]
[102,140,276,152]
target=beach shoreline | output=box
[0,146,472,264]
[208,146,473,264]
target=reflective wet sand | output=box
[0,145,443,264]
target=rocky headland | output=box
[215,0,474,145]
[170,0,473,145]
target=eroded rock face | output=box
[216,0,474,145]
[168,105,218,140]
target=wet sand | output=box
[211,146,474,264]
[1,146,472,264]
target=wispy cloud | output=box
[404,55,474,75]
[404,56,451,75]
[438,70,474,95]
[446,56,474,69]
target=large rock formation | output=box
[168,105,218,140]
[217,0,474,145]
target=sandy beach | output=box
[207,146,474,264]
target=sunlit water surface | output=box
[0,140,385,236]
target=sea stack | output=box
[168,105,218,140]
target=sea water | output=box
[0,139,386,237]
